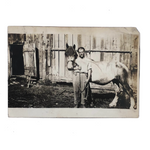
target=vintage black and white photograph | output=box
[8,26,139,117]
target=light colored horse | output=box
[65,43,136,109]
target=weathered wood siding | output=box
[8,33,139,86]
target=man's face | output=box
[78,49,85,58]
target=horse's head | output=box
[65,43,78,70]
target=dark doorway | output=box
[10,45,24,75]
[35,48,40,80]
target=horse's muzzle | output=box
[67,61,74,70]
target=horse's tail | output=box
[115,61,133,89]
[116,62,129,72]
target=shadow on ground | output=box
[8,76,136,108]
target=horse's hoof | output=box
[90,102,94,107]
[109,103,116,107]
[130,105,137,110]
[133,105,137,109]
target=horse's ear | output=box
[66,43,69,49]
[73,44,76,50]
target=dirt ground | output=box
[8,76,136,109]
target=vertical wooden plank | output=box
[46,34,50,71]
[90,35,94,60]
[8,34,11,44]
[91,36,100,61]
[84,35,91,58]
[45,34,50,77]
[23,42,27,75]
[119,33,124,63]
[48,34,53,81]
[96,36,101,61]
[20,34,24,43]
[54,34,59,80]
[35,34,38,48]
[133,35,138,66]
[128,34,132,71]
[109,35,113,60]
[131,34,138,89]
[92,36,96,60]
[126,34,130,69]
[100,38,104,61]
[23,42,35,77]
[72,34,78,50]
[58,34,60,79]
[111,35,115,61]
[30,34,34,43]
[77,34,82,47]
[115,34,120,62]
[123,34,127,67]
[81,34,86,48]
[38,34,43,79]
[59,34,65,79]
[51,34,56,82]
[102,36,107,61]
[33,43,37,77]
[45,49,48,76]
[111,35,116,61]
[29,43,34,76]
[82,34,90,58]
[26,34,30,43]
[15,34,19,43]
[104,36,112,62]
[67,34,73,79]
[42,44,46,79]
[64,34,68,79]
[47,45,51,67]
[46,34,51,72]
[34,34,37,46]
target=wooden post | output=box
[49,34,53,81]
[54,34,59,80]
[59,34,65,79]
[42,44,46,80]
[33,43,37,77]
[39,34,43,79]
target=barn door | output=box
[23,42,37,77]
[10,44,24,75]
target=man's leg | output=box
[73,73,80,107]
[80,74,87,107]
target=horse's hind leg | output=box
[119,78,136,109]
[109,92,119,108]
[109,81,120,108]
[123,83,136,109]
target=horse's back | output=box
[90,61,118,84]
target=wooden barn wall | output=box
[8,33,139,86]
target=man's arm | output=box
[74,65,81,70]
[87,68,92,83]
